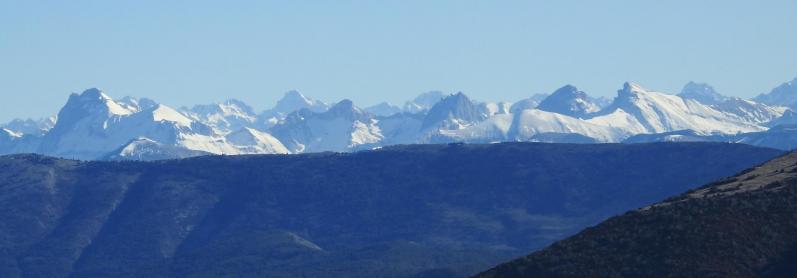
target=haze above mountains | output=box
[2,78,797,160]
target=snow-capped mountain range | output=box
[3,78,797,160]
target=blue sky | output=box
[1,0,796,122]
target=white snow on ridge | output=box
[599,83,764,135]
[5,80,797,160]
[1,128,22,138]
[225,127,289,154]
[512,109,629,142]
[152,105,194,127]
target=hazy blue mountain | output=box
[404,91,447,113]
[365,102,402,116]
[509,93,548,114]
[766,109,797,127]
[0,142,782,278]
[735,124,797,151]
[755,77,797,109]
[678,81,728,105]
[0,117,56,136]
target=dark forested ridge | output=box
[0,142,783,278]
[478,150,797,278]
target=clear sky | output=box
[1,0,796,122]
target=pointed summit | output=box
[421,92,485,130]
[678,81,728,105]
[267,90,330,116]
[754,77,797,109]
[597,82,762,134]
[61,88,134,117]
[324,99,369,120]
[622,82,647,93]
[76,87,110,100]
[536,85,600,118]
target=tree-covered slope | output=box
[0,142,783,278]
[478,150,797,278]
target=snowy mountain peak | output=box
[713,97,787,124]
[283,90,312,103]
[272,90,329,113]
[1,117,56,136]
[325,99,368,120]
[64,88,135,117]
[78,87,108,100]
[149,104,194,127]
[225,127,289,154]
[222,99,256,114]
[678,81,728,105]
[118,96,158,112]
[260,90,330,125]
[600,82,764,134]
[621,82,647,94]
[186,99,257,133]
[536,85,600,118]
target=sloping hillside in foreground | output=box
[478,150,797,278]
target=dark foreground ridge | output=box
[478,150,797,278]
[0,142,783,278]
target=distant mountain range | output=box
[0,142,782,277]
[478,148,797,278]
[2,78,797,160]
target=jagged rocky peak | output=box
[678,81,728,105]
[536,85,600,118]
[1,117,56,136]
[272,90,329,114]
[612,82,649,103]
[62,88,134,117]
[421,92,484,130]
[325,99,369,119]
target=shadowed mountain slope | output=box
[0,142,783,278]
[478,150,797,278]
